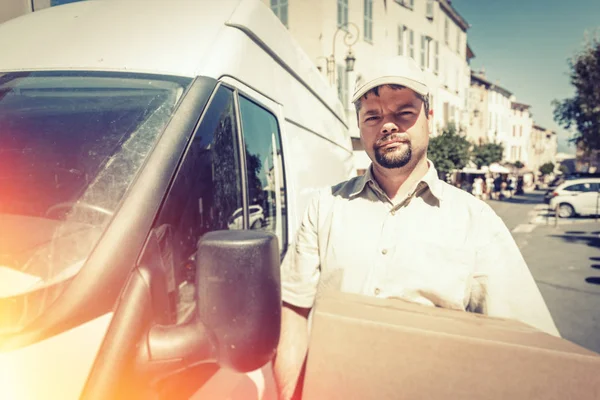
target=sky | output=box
[450,0,600,155]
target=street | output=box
[486,191,600,353]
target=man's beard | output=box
[374,135,412,169]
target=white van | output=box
[0,1,354,398]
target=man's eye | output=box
[365,116,380,122]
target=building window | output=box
[443,102,449,126]
[408,29,415,59]
[420,36,427,69]
[351,137,364,151]
[444,17,449,45]
[396,0,414,9]
[456,29,461,55]
[364,0,373,42]
[520,126,523,137]
[338,0,349,28]
[434,40,439,74]
[513,126,516,137]
[420,36,435,71]
[337,64,349,106]
[270,0,289,28]
[426,0,434,19]
[397,25,405,55]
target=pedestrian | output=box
[273,55,559,400]
[508,175,517,198]
[485,175,494,200]
[472,176,484,199]
[494,175,503,200]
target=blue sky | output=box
[450,0,600,154]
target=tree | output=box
[513,160,525,169]
[428,123,471,175]
[553,34,600,151]
[539,162,555,176]
[471,142,504,169]
[559,164,570,175]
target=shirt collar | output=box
[349,159,445,201]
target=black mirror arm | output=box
[136,320,216,379]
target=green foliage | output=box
[471,142,504,169]
[553,35,600,150]
[540,162,555,176]
[559,164,570,175]
[428,123,471,174]
[513,160,525,169]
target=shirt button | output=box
[390,210,396,216]
[374,288,381,295]
[381,249,388,255]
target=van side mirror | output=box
[138,230,281,385]
[196,230,281,372]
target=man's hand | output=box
[272,302,311,400]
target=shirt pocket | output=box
[384,240,476,310]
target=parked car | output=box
[228,205,265,230]
[548,178,600,218]
[543,173,600,202]
[0,1,354,399]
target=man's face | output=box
[357,86,431,170]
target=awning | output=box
[461,167,487,174]
[488,163,511,174]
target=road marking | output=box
[512,224,537,233]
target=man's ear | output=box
[427,109,434,135]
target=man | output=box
[272,56,559,400]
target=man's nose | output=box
[381,121,399,134]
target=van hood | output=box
[0,313,113,400]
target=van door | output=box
[103,82,286,400]
[184,80,288,400]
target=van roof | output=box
[0,0,346,123]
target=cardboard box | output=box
[302,291,600,400]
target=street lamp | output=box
[325,22,360,85]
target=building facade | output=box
[467,73,490,145]
[508,102,532,166]
[529,124,557,174]
[264,0,471,171]
[467,71,515,163]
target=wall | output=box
[466,78,489,144]
[487,88,513,160]
[507,106,532,166]
[529,126,557,173]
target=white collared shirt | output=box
[281,161,560,337]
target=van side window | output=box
[238,95,288,253]
[152,86,244,323]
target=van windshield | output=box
[0,72,190,333]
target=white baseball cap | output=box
[351,55,429,103]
